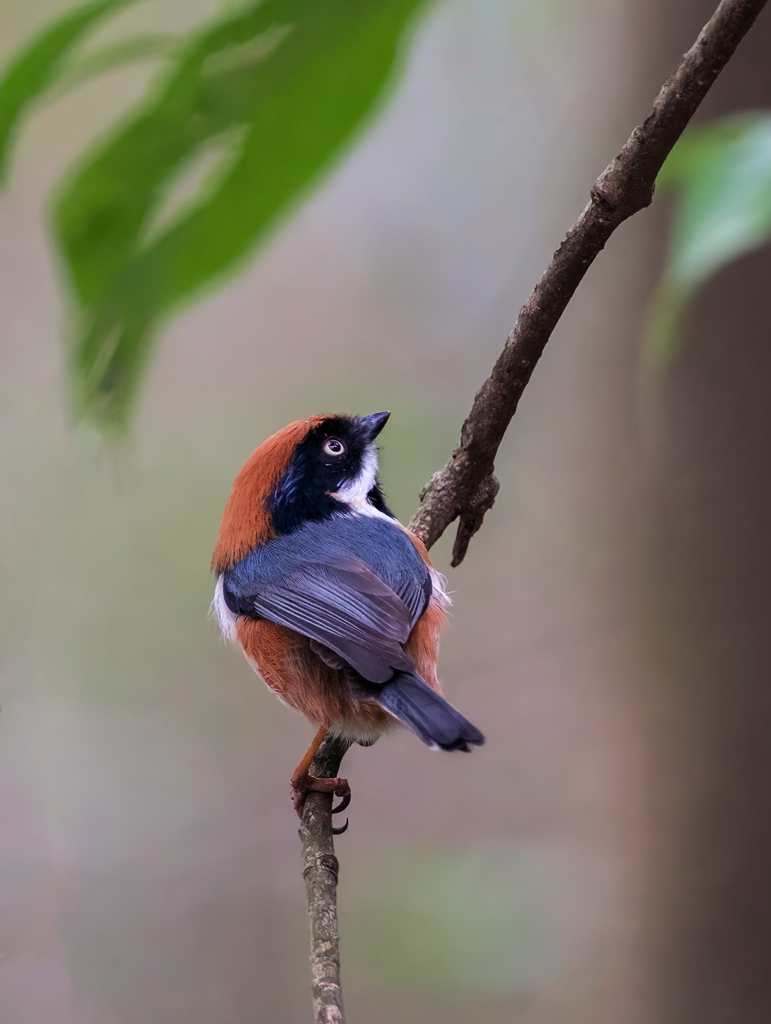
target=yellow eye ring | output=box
[323,438,345,456]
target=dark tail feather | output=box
[375,672,485,752]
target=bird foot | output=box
[291,773,351,831]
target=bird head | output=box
[212,412,391,573]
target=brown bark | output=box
[299,734,351,1024]
[299,0,769,1018]
[408,0,769,565]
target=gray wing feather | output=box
[250,557,417,683]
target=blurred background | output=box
[2,1,771,1022]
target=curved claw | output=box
[331,818,349,835]
[332,791,351,815]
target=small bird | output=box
[211,412,484,823]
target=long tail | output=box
[375,672,485,752]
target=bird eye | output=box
[323,438,345,457]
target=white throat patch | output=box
[331,443,379,511]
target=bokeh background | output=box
[2,1,771,1022]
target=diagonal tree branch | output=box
[299,1,768,1020]
[408,0,769,565]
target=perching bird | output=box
[211,412,484,823]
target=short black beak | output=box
[362,410,390,441]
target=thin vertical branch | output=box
[299,733,351,1024]
[297,0,768,1018]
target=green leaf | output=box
[53,34,181,95]
[48,0,434,430]
[1,0,434,429]
[0,0,136,183]
[645,112,771,364]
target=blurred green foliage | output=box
[0,0,137,181]
[0,0,433,431]
[344,843,571,994]
[10,6,769,417]
[646,112,771,364]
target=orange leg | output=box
[290,726,351,818]
[291,725,328,783]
